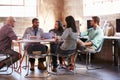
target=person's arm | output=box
[22,28,29,39]
[84,42,93,46]
[79,29,104,48]
[54,28,69,42]
[78,29,91,46]
[90,30,104,48]
[78,39,92,47]
[80,29,88,37]
[61,28,70,40]
[7,27,17,40]
[83,31,103,48]
[40,28,44,36]
[91,29,104,48]
[49,29,53,33]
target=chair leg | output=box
[48,54,53,71]
[62,52,79,74]
[88,53,91,66]
[25,55,29,77]
[9,57,14,74]
[73,51,79,73]
[22,51,28,69]
[52,54,76,75]
[86,52,91,70]
[0,57,13,75]
[25,55,51,78]
[118,54,120,71]
[86,52,103,70]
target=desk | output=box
[14,39,55,43]
[104,36,120,39]
[104,36,120,70]
[80,36,120,70]
[80,36,120,39]
[13,39,55,74]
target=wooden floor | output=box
[0,59,120,80]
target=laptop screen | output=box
[41,33,53,39]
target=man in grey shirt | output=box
[0,17,21,69]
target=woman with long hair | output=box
[56,16,78,70]
[49,20,64,72]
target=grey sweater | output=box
[60,28,78,50]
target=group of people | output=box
[0,15,104,73]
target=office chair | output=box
[0,54,13,75]
[48,42,78,75]
[25,51,50,78]
[85,40,104,70]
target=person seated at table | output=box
[55,16,78,71]
[0,16,21,69]
[49,20,64,72]
[23,18,48,71]
[78,16,104,54]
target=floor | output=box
[0,58,120,80]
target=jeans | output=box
[27,44,48,63]
[50,42,63,68]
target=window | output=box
[83,0,120,16]
[0,0,37,17]
[0,0,24,6]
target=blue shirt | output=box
[23,27,44,39]
[81,27,104,49]
[22,27,44,48]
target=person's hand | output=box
[52,35,55,39]
[18,38,22,40]
[30,36,37,39]
[52,33,57,39]
[78,40,85,47]
[16,38,22,40]
[55,36,59,43]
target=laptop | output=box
[41,33,53,39]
